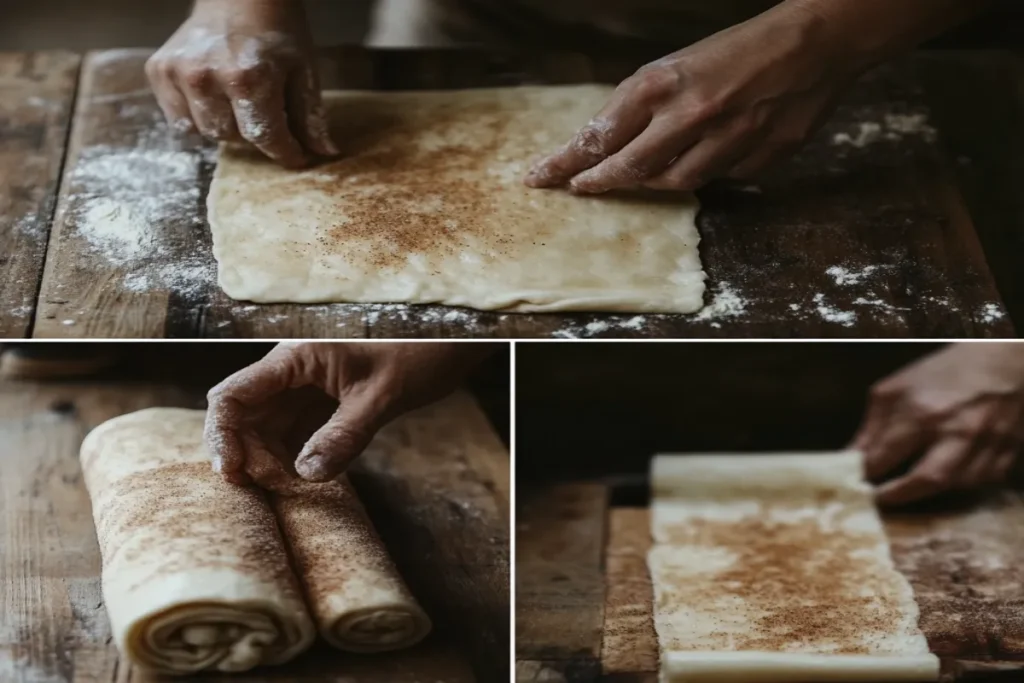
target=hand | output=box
[204,342,497,488]
[524,3,861,194]
[852,343,1024,506]
[146,0,337,168]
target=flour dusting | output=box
[693,282,747,321]
[67,138,217,298]
[979,303,1006,324]
[826,265,885,286]
[550,315,650,339]
[813,293,856,327]
[833,112,937,148]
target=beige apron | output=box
[368,0,780,49]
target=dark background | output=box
[1,342,511,444]
[516,341,948,485]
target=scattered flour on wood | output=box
[550,315,649,339]
[826,265,886,286]
[853,297,908,314]
[979,303,1006,323]
[833,112,937,148]
[693,282,747,321]
[812,293,856,327]
[68,141,217,297]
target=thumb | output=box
[294,393,387,482]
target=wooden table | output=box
[1,47,1022,338]
[516,481,1024,682]
[0,381,510,683]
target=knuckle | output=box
[631,66,680,103]
[182,66,213,90]
[573,124,611,157]
[915,469,951,489]
[223,64,272,88]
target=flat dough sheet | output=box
[648,451,939,683]
[208,86,705,313]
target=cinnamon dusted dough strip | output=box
[80,408,315,674]
[271,478,432,652]
[648,451,939,683]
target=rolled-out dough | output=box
[648,451,939,683]
[208,86,705,313]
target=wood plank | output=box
[0,52,79,338]
[601,508,657,676]
[0,381,202,683]
[916,51,1024,336]
[516,483,608,682]
[886,491,1024,660]
[349,392,510,683]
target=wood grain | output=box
[0,382,506,682]
[349,392,511,683]
[601,508,657,676]
[0,52,79,338]
[26,47,1016,339]
[516,483,609,683]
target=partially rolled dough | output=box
[80,408,315,674]
[80,408,431,674]
[648,451,939,683]
[208,86,705,313]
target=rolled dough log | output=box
[207,86,705,313]
[648,451,939,683]
[80,408,315,674]
[271,478,432,652]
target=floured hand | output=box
[146,0,337,168]
[204,342,497,489]
[853,343,1024,506]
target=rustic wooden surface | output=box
[4,47,1016,338]
[515,482,1024,683]
[516,484,608,683]
[0,52,80,338]
[0,381,508,682]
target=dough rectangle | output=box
[648,451,939,683]
[208,86,705,313]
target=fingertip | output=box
[295,453,339,482]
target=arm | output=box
[526,0,993,194]
[146,0,338,168]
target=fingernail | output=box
[295,454,333,482]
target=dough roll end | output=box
[273,477,433,653]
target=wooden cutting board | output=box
[0,47,1017,339]
[0,382,509,683]
[516,483,1024,682]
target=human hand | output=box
[524,3,860,194]
[146,0,337,168]
[204,342,497,488]
[852,343,1024,506]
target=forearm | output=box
[787,0,993,68]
